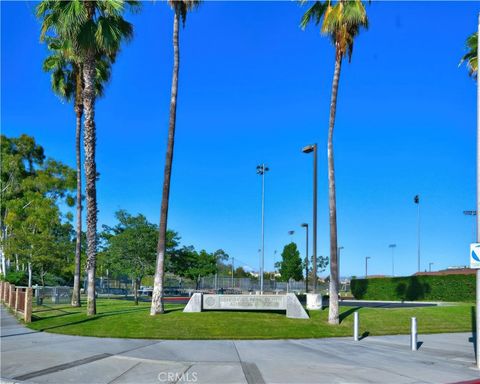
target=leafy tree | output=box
[169,246,216,289]
[102,210,158,305]
[234,266,251,278]
[276,242,303,282]
[307,255,329,284]
[300,0,368,325]
[151,0,202,316]
[460,32,478,80]
[1,135,76,286]
[42,36,112,307]
[37,0,139,316]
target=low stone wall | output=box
[0,281,32,323]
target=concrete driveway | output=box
[1,306,478,384]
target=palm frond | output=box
[300,1,328,30]
[459,32,478,80]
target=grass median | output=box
[26,299,475,340]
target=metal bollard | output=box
[410,317,417,351]
[353,311,359,341]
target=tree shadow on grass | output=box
[339,307,361,323]
[33,305,73,314]
[33,306,149,331]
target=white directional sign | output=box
[470,243,480,269]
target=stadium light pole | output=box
[389,244,397,277]
[302,144,318,292]
[414,195,421,272]
[257,164,269,294]
[365,257,371,279]
[301,223,309,293]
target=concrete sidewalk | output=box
[1,306,478,384]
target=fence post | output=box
[15,287,20,314]
[8,284,15,308]
[24,287,32,323]
[4,282,9,303]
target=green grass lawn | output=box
[26,299,475,340]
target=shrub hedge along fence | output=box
[350,274,476,302]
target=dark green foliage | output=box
[276,242,303,282]
[4,270,28,286]
[351,275,476,302]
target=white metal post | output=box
[411,317,417,351]
[353,311,359,341]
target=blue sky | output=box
[2,1,478,277]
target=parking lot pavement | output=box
[1,306,478,384]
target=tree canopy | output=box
[276,242,303,282]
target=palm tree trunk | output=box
[327,51,342,325]
[83,2,97,317]
[71,71,83,307]
[151,6,181,316]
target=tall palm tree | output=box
[300,0,368,325]
[37,0,138,315]
[460,32,478,80]
[42,37,111,307]
[150,0,201,316]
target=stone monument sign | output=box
[184,293,309,319]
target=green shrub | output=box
[5,270,28,286]
[351,274,476,302]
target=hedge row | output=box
[351,274,476,302]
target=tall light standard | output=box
[414,195,421,272]
[302,144,318,292]
[365,257,371,279]
[476,14,480,369]
[301,223,309,293]
[257,164,269,294]
[463,210,477,243]
[389,244,397,277]
[428,262,434,272]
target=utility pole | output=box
[257,164,269,295]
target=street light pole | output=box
[389,244,397,277]
[257,164,269,295]
[301,223,309,293]
[365,257,371,279]
[428,262,434,272]
[414,195,421,272]
[303,144,318,292]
